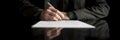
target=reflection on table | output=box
[32,19,109,40]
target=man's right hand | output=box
[40,7,65,39]
[40,7,63,21]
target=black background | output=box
[106,0,119,40]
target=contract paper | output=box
[32,20,95,28]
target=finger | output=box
[46,9,54,14]
[48,16,58,21]
[47,7,65,19]
[56,11,65,19]
[50,13,62,20]
[52,17,58,21]
[48,7,57,12]
[48,13,62,20]
[46,9,60,20]
[46,9,58,16]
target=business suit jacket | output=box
[20,0,110,20]
[19,0,110,40]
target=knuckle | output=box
[54,14,58,16]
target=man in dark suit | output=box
[19,0,110,40]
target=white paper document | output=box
[32,20,95,28]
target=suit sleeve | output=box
[20,0,43,18]
[68,0,110,20]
